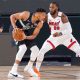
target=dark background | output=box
[0,0,80,14]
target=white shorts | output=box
[41,34,80,52]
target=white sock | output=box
[36,61,42,71]
[29,45,39,68]
[27,60,34,68]
[11,63,18,73]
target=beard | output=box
[50,10,57,15]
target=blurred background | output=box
[0,0,80,66]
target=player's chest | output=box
[48,17,62,25]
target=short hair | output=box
[50,1,60,10]
[35,8,46,12]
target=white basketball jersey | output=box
[47,12,64,35]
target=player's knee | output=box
[30,46,39,53]
[39,47,47,55]
[30,46,39,61]
[19,44,27,52]
[72,45,80,57]
[16,44,27,61]
[37,46,50,62]
[75,48,80,57]
[37,49,46,61]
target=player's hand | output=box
[13,27,23,33]
[12,28,26,41]
[53,32,59,37]
[13,27,20,31]
[22,33,27,40]
[53,32,62,37]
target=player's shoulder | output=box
[60,12,69,23]
[11,11,30,17]
[20,11,30,15]
[57,11,67,18]
[58,11,62,17]
[59,12,67,18]
[47,11,62,17]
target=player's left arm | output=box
[25,21,44,40]
[61,13,72,34]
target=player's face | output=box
[38,12,46,21]
[49,3,58,15]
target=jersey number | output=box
[54,25,60,30]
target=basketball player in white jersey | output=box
[33,2,80,75]
[8,8,46,78]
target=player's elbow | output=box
[10,14,15,21]
[10,15,13,20]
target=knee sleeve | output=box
[30,45,39,61]
[70,42,80,57]
[37,47,48,62]
[16,44,27,61]
[73,47,80,57]
[74,48,80,57]
[37,41,52,62]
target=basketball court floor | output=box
[0,65,80,80]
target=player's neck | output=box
[51,11,58,18]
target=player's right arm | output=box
[10,11,30,29]
[61,13,72,34]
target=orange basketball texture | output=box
[12,28,25,41]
